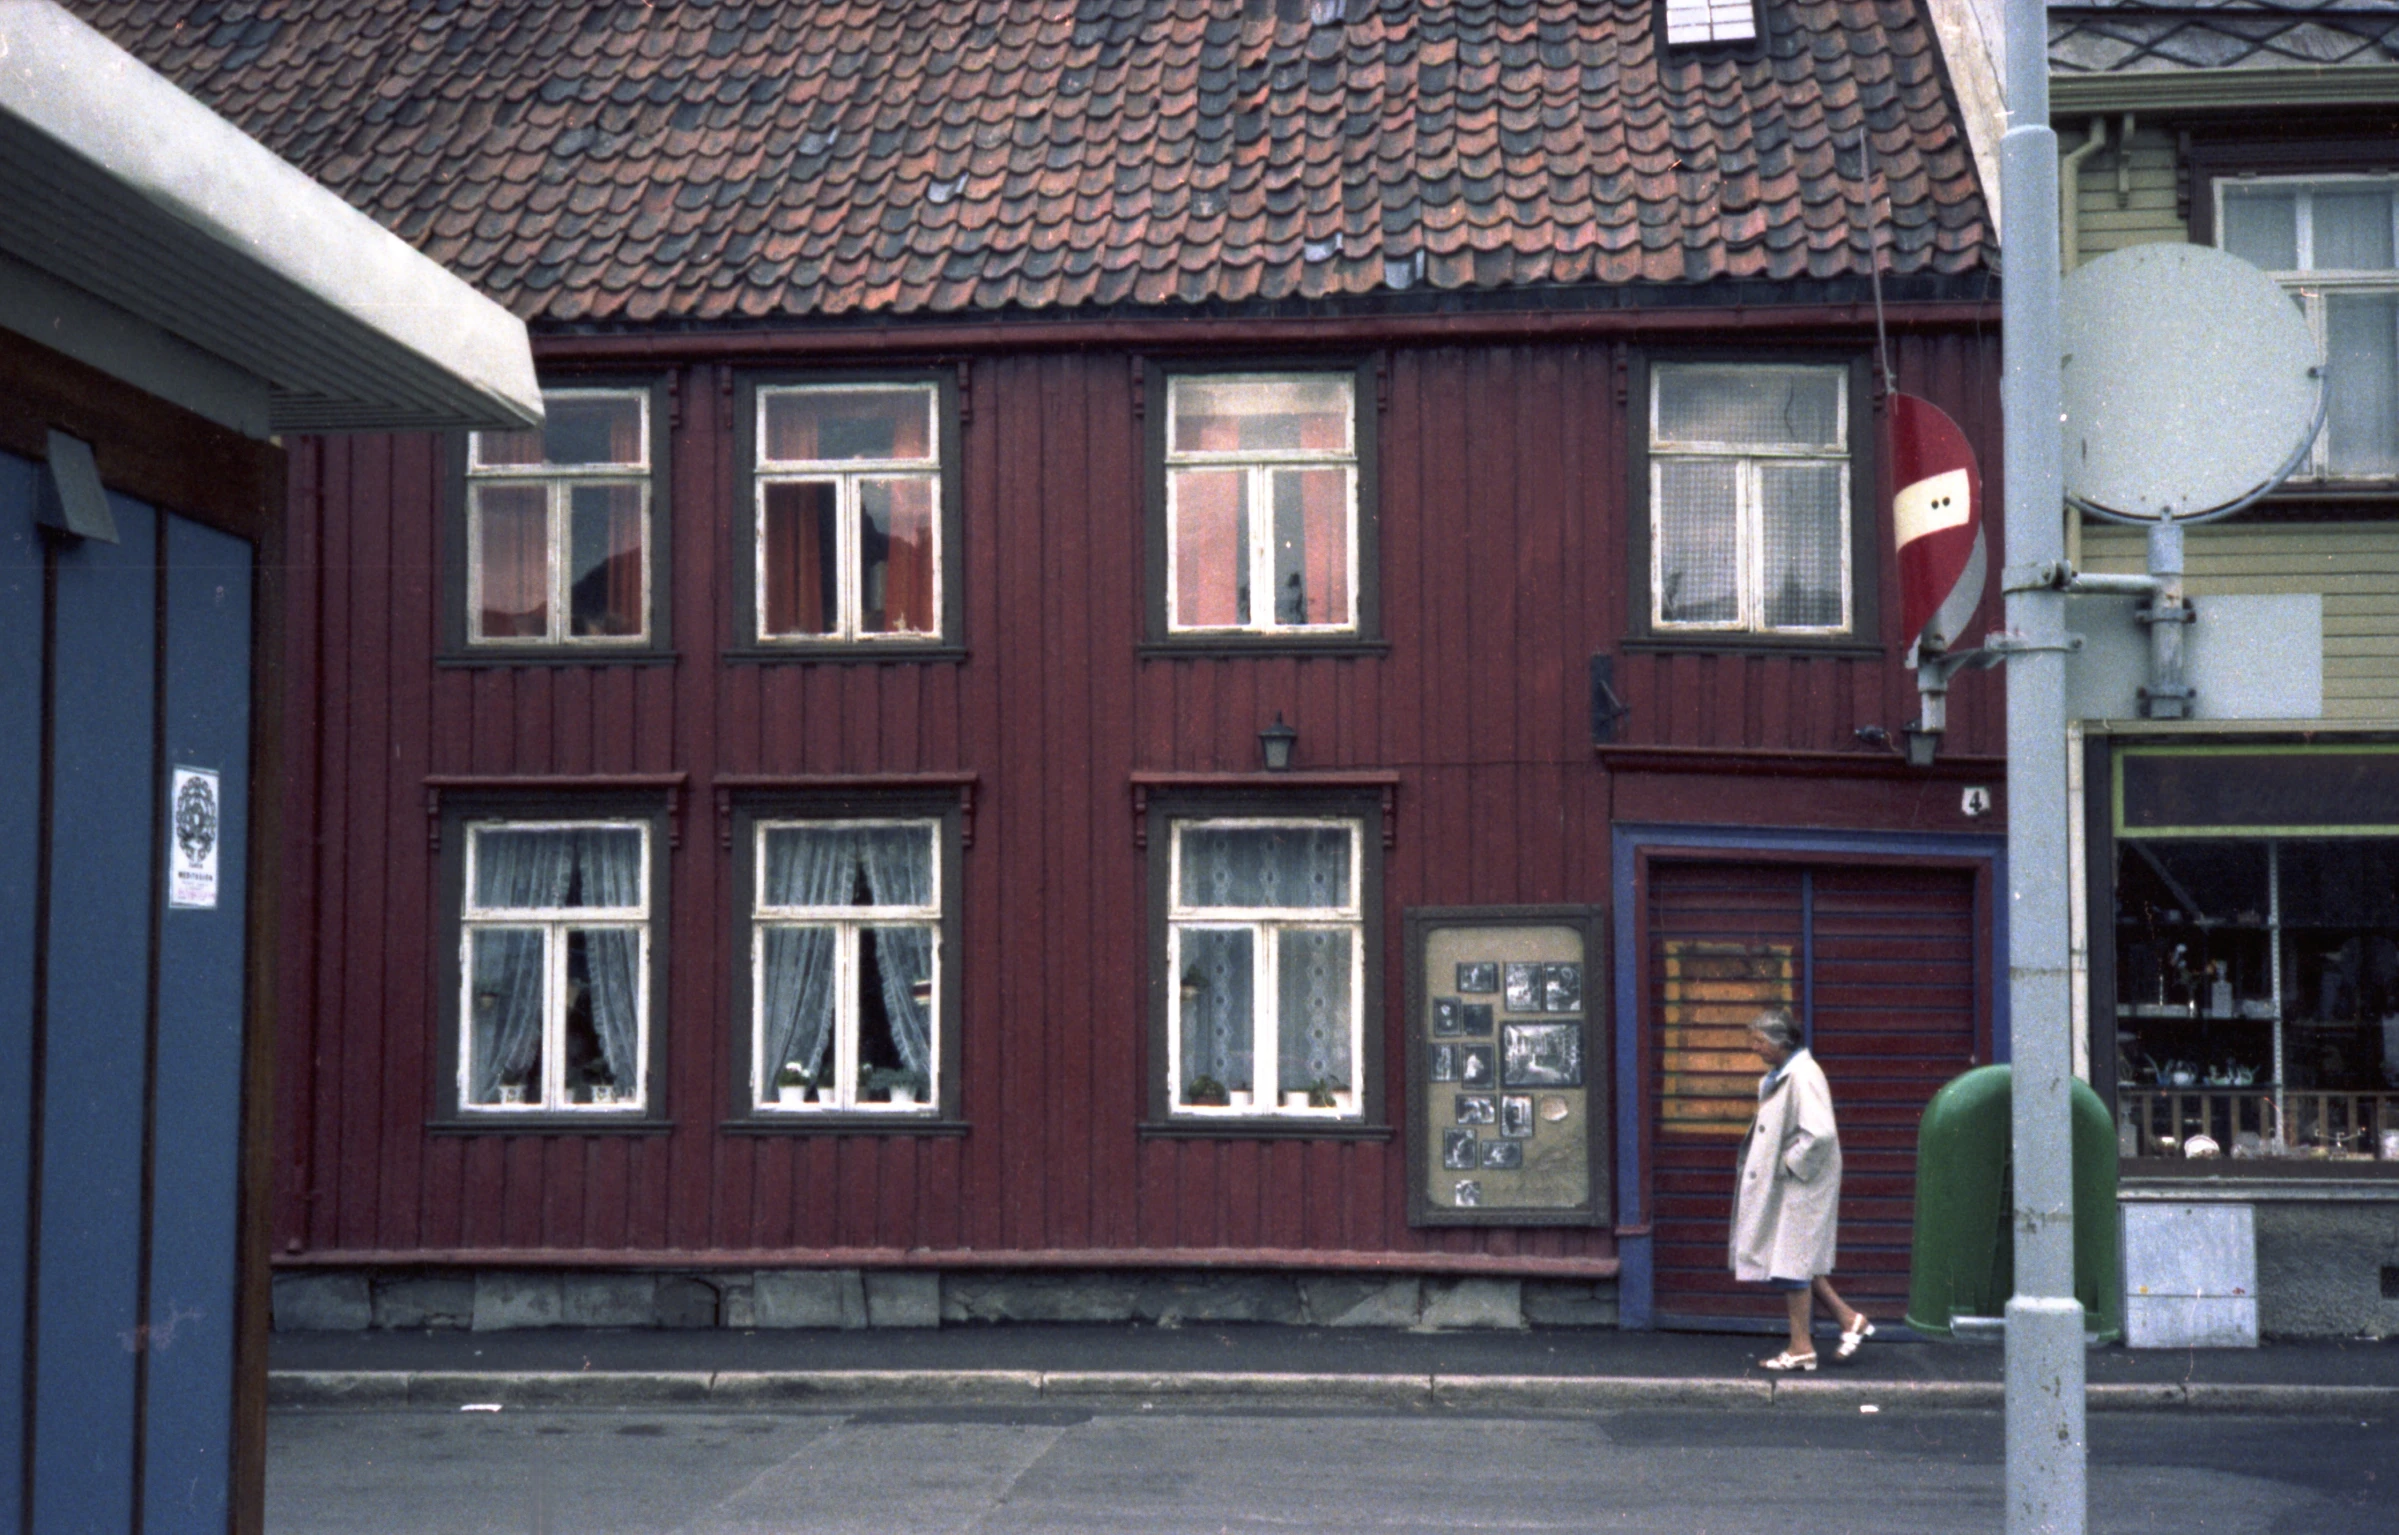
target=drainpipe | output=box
[2059,118,2108,274]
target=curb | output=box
[268,1370,2399,1415]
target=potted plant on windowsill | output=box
[496,1074,530,1107]
[863,1066,928,1108]
[1306,1077,1344,1110]
[773,1062,814,1107]
[1185,1074,1230,1108]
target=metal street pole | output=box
[2000,0,2086,1530]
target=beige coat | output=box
[1728,1048,1843,1283]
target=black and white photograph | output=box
[1542,961,1583,1013]
[1460,1002,1493,1036]
[1454,1094,1496,1125]
[1455,961,1499,994]
[1429,1042,1459,1083]
[1458,1043,1494,1086]
[1452,1179,1482,1207]
[1503,961,1541,1012]
[1500,1094,1535,1138]
[1441,1127,1479,1170]
[1501,1021,1583,1087]
[1431,997,1463,1037]
[1480,1139,1523,1170]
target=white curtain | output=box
[576,827,645,1092]
[467,829,576,1101]
[759,828,852,1092]
[1278,928,1354,1093]
[1179,927,1254,1092]
[859,826,935,1075]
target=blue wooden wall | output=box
[1,447,252,1534]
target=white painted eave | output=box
[0,0,540,436]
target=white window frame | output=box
[1163,373,1361,636]
[1647,362,1852,636]
[464,388,653,646]
[457,819,651,1114]
[1663,0,1757,47]
[2214,173,2399,481]
[749,817,942,1114]
[1166,816,1365,1119]
[752,383,944,643]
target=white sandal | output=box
[1759,1349,1817,1372]
[1837,1315,1876,1360]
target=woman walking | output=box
[1730,1007,1873,1371]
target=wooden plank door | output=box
[1648,860,1981,1330]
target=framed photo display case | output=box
[1404,905,1609,1227]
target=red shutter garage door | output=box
[1647,860,1983,1329]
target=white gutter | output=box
[0,0,540,436]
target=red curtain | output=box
[763,482,834,635]
[1173,469,1245,627]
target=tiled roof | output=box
[2052,0,2399,76]
[69,0,1992,327]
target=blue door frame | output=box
[1610,822,2009,1330]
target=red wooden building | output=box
[83,0,2007,1333]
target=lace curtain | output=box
[1178,825,1353,1097]
[467,826,644,1103]
[757,824,935,1094]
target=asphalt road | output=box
[267,1403,2390,1534]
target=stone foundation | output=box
[272,1267,1620,1333]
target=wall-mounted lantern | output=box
[1258,713,1297,772]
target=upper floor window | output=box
[455,819,654,1116]
[2219,176,2399,481]
[465,389,655,646]
[1161,372,1364,639]
[749,383,946,645]
[1647,362,1853,636]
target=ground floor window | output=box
[458,820,651,1113]
[1165,817,1365,1119]
[748,818,943,1115]
[2106,744,2399,1163]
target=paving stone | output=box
[864,1271,940,1329]
[1522,1279,1619,1328]
[1298,1276,1422,1328]
[1420,1277,1525,1331]
[754,1269,868,1330]
[273,1273,370,1332]
[942,1273,1138,1325]
[371,1274,474,1331]
[655,1276,722,1329]
[472,1272,564,1332]
[562,1272,657,1329]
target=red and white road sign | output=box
[1889,392,1985,660]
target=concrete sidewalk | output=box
[270,1323,2399,1415]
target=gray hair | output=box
[1749,1008,1803,1051]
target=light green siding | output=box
[2067,124,2187,267]
[2084,522,2399,719]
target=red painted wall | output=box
[272,327,2005,1266]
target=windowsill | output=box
[1140,638,1390,660]
[720,1115,969,1136]
[722,644,968,665]
[2119,1158,2399,1195]
[439,648,678,668]
[429,1115,672,1135]
[1619,634,1884,658]
[1140,1118,1392,1141]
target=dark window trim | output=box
[430,786,675,1131]
[723,785,966,1131]
[728,366,966,660]
[440,370,676,663]
[1140,784,1389,1135]
[1141,355,1383,651]
[1623,349,1883,654]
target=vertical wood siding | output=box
[275,331,2005,1262]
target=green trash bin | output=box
[1905,1065,2122,1343]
